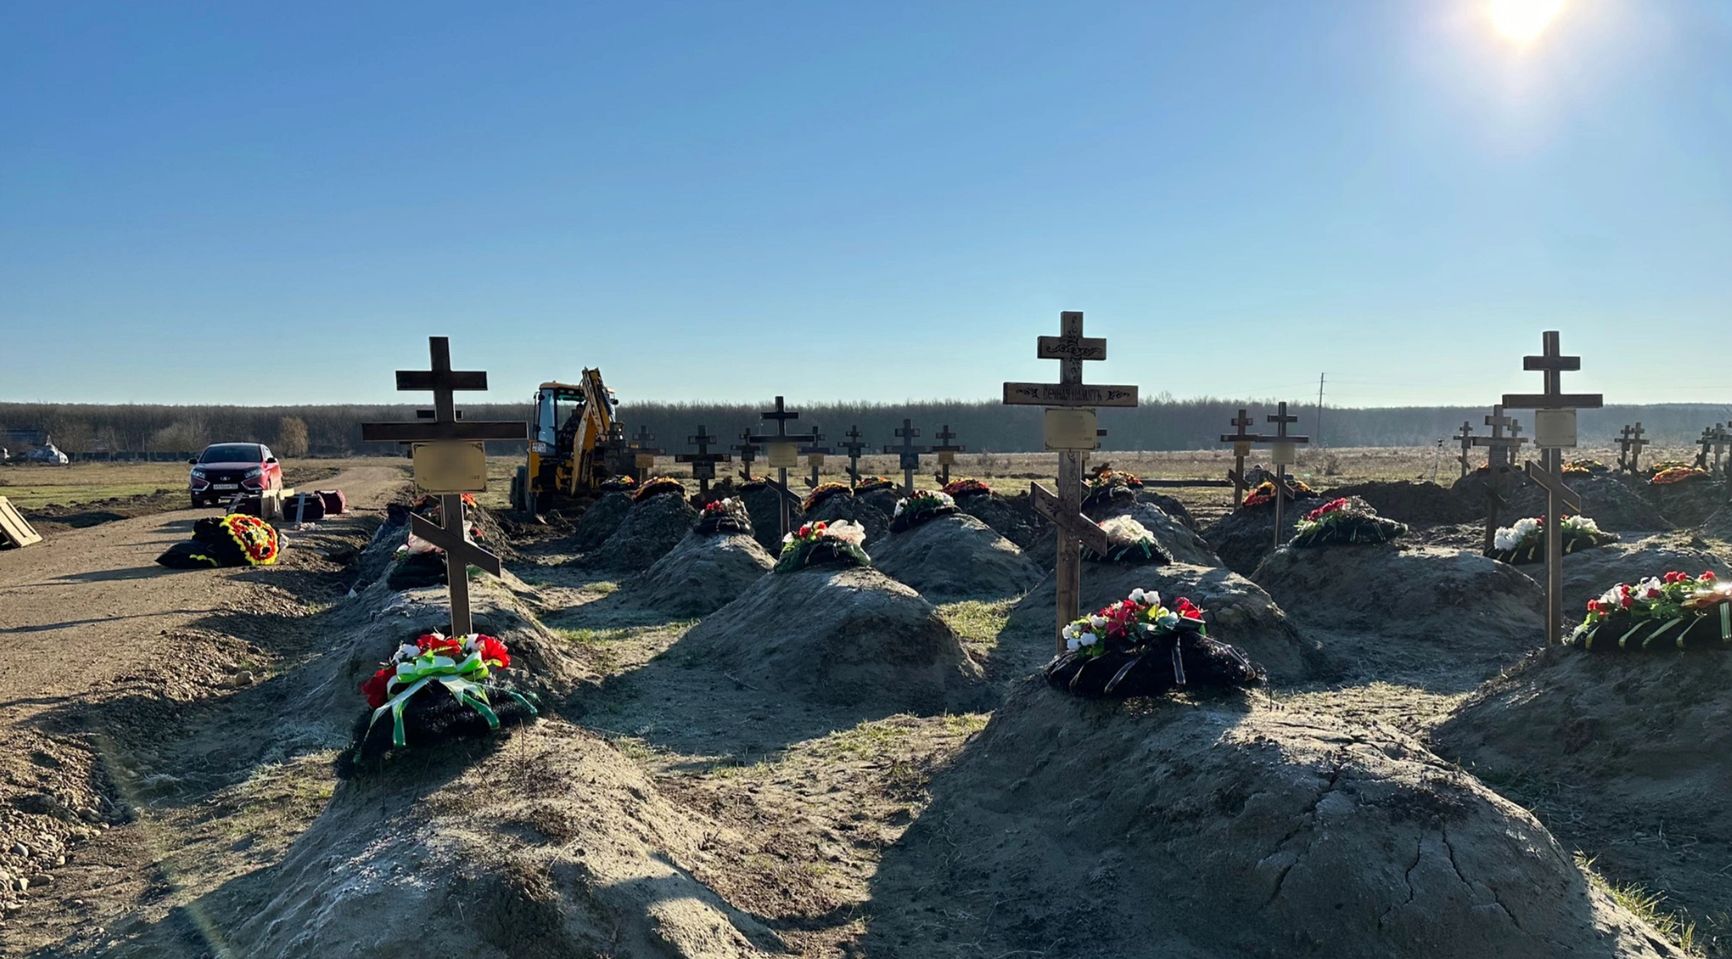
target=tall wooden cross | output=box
[1454,421,1476,479]
[882,420,931,495]
[675,425,731,495]
[1627,422,1649,474]
[1029,484,1110,655]
[600,423,635,480]
[747,397,818,537]
[732,430,760,481]
[931,424,965,485]
[1695,426,1716,470]
[360,336,525,636]
[1265,402,1310,548]
[800,427,833,489]
[841,426,869,486]
[631,425,665,476]
[1003,311,1138,652]
[1716,424,1730,475]
[1219,408,1256,506]
[1613,425,1636,473]
[1472,405,1527,554]
[1502,330,1604,646]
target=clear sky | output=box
[3,1,1728,409]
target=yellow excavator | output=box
[510,369,625,514]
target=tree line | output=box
[0,399,1725,458]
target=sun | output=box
[1487,0,1566,45]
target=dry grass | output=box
[0,457,379,510]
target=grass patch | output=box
[937,599,1015,653]
[1575,853,1702,957]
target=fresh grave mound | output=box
[352,630,542,763]
[1486,514,1618,565]
[1323,480,1479,526]
[1454,470,1673,532]
[629,530,775,618]
[1202,501,1306,576]
[570,491,633,551]
[1644,472,1729,528]
[672,564,985,714]
[155,514,281,568]
[1434,642,1732,955]
[1136,489,1199,530]
[1556,536,1731,617]
[803,484,890,544]
[872,512,1042,603]
[584,490,699,571]
[952,486,1041,549]
[1252,545,1543,685]
[739,482,794,551]
[1287,496,1409,548]
[1705,504,1732,543]
[1045,587,1265,698]
[1004,562,1323,685]
[887,488,958,533]
[853,478,903,519]
[225,721,781,958]
[865,681,1684,959]
[1029,494,1220,570]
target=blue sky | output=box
[3,1,1728,409]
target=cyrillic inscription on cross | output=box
[882,420,930,494]
[1471,405,1526,554]
[1502,331,1604,646]
[1455,421,1476,479]
[360,336,526,636]
[748,397,818,537]
[1219,409,1256,507]
[675,426,730,495]
[841,426,869,487]
[1003,311,1137,652]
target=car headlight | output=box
[245,467,263,479]
[190,468,207,478]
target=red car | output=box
[189,442,284,507]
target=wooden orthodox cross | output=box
[599,423,635,480]
[882,420,931,495]
[1472,405,1527,554]
[1695,426,1716,470]
[1454,421,1476,479]
[631,425,665,476]
[1715,424,1730,475]
[1003,311,1138,653]
[675,425,731,495]
[841,426,868,486]
[732,430,760,481]
[1503,331,1604,646]
[1265,402,1310,549]
[1627,422,1649,474]
[1220,408,1255,506]
[360,336,526,636]
[931,424,965,486]
[1613,425,1635,473]
[800,427,833,489]
[747,397,818,537]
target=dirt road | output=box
[0,463,406,955]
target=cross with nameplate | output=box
[675,425,731,495]
[748,397,818,537]
[1454,421,1477,479]
[1502,330,1604,646]
[1264,402,1310,549]
[631,425,665,476]
[732,430,760,481]
[882,420,931,495]
[931,424,965,485]
[1472,405,1527,554]
[360,336,526,636]
[1003,311,1138,651]
[1220,408,1256,506]
[800,427,833,489]
[841,426,869,487]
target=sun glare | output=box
[1488,0,1566,45]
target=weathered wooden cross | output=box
[1626,422,1649,474]
[841,426,869,486]
[1219,408,1256,506]
[675,425,731,495]
[931,424,966,486]
[732,430,760,481]
[1695,426,1716,470]
[1265,402,1310,549]
[800,427,833,489]
[1472,405,1527,554]
[631,425,665,476]
[882,420,931,495]
[1502,330,1604,645]
[1716,424,1730,475]
[1003,311,1138,653]
[1454,421,1476,479]
[1613,424,1635,473]
[748,397,818,537]
[1030,483,1110,654]
[360,336,526,636]
[600,423,635,480]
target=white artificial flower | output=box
[394,643,418,662]
[1129,588,1146,604]
[1062,624,1078,640]
[1089,615,1107,630]
[893,499,907,518]
[827,520,868,547]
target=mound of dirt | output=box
[674,565,985,714]
[866,681,1684,959]
[1435,648,1732,956]
[1253,545,1543,686]
[1455,471,1673,532]
[805,491,891,545]
[571,491,633,551]
[1555,534,1732,616]
[585,492,699,572]
[1003,563,1324,685]
[871,513,1042,603]
[1030,499,1220,571]
[739,484,792,551]
[627,531,775,618]
[956,491,1041,548]
[1705,505,1732,543]
[1645,478,1731,528]
[1324,480,1479,526]
[1136,489,1199,530]
[856,485,902,519]
[225,721,781,958]
[1202,503,1306,575]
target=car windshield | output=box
[200,444,262,463]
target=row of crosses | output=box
[1697,424,1731,474]
[1215,403,1309,546]
[1613,423,1649,474]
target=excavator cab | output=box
[512,371,619,515]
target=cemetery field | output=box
[0,458,379,530]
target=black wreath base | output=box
[1044,634,1265,699]
[1290,514,1409,549]
[1569,608,1732,653]
[155,517,268,569]
[1487,530,1617,565]
[889,502,958,534]
[351,683,543,764]
[696,502,754,537]
[1084,537,1172,565]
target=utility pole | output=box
[1316,372,1326,447]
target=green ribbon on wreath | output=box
[363,650,538,750]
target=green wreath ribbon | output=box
[364,650,538,749]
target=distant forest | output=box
[2,399,1726,457]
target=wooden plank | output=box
[1499,393,1605,410]
[396,370,488,391]
[1002,382,1139,408]
[1523,461,1583,512]
[0,496,43,548]
[1030,482,1111,556]
[1036,335,1107,362]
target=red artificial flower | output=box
[1175,597,1204,620]
[474,634,511,670]
[360,666,394,709]
[1703,571,1718,583]
[797,524,812,538]
[416,632,464,657]
[814,521,828,533]
[1306,498,1348,522]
